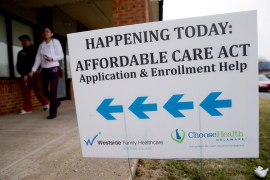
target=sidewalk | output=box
[0,100,137,180]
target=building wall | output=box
[0,78,74,115]
[0,79,40,114]
[0,2,39,115]
[112,0,149,26]
[0,0,151,115]
[0,7,76,115]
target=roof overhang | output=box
[12,0,163,30]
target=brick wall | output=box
[112,0,149,26]
[0,79,40,115]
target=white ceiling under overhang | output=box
[11,0,161,30]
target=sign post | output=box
[67,11,258,158]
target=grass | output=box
[135,98,270,180]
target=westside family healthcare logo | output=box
[84,132,101,146]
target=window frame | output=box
[0,11,38,79]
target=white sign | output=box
[67,11,258,158]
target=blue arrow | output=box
[200,92,232,116]
[96,98,123,120]
[163,94,194,118]
[129,96,157,119]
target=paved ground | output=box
[0,100,137,180]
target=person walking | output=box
[29,27,64,119]
[17,34,49,114]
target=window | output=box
[0,15,9,77]
[12,20,34,77]
[0,13,35,78]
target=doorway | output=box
[53,34,68,100]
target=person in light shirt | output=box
[29,27,64,119]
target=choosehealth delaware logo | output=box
[171,129,244,143]
[171,129,185,143]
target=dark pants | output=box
[41,67,60,116]
[20,72,49,111]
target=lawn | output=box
[135,98,270,180]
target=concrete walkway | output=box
[0,100,137,180]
